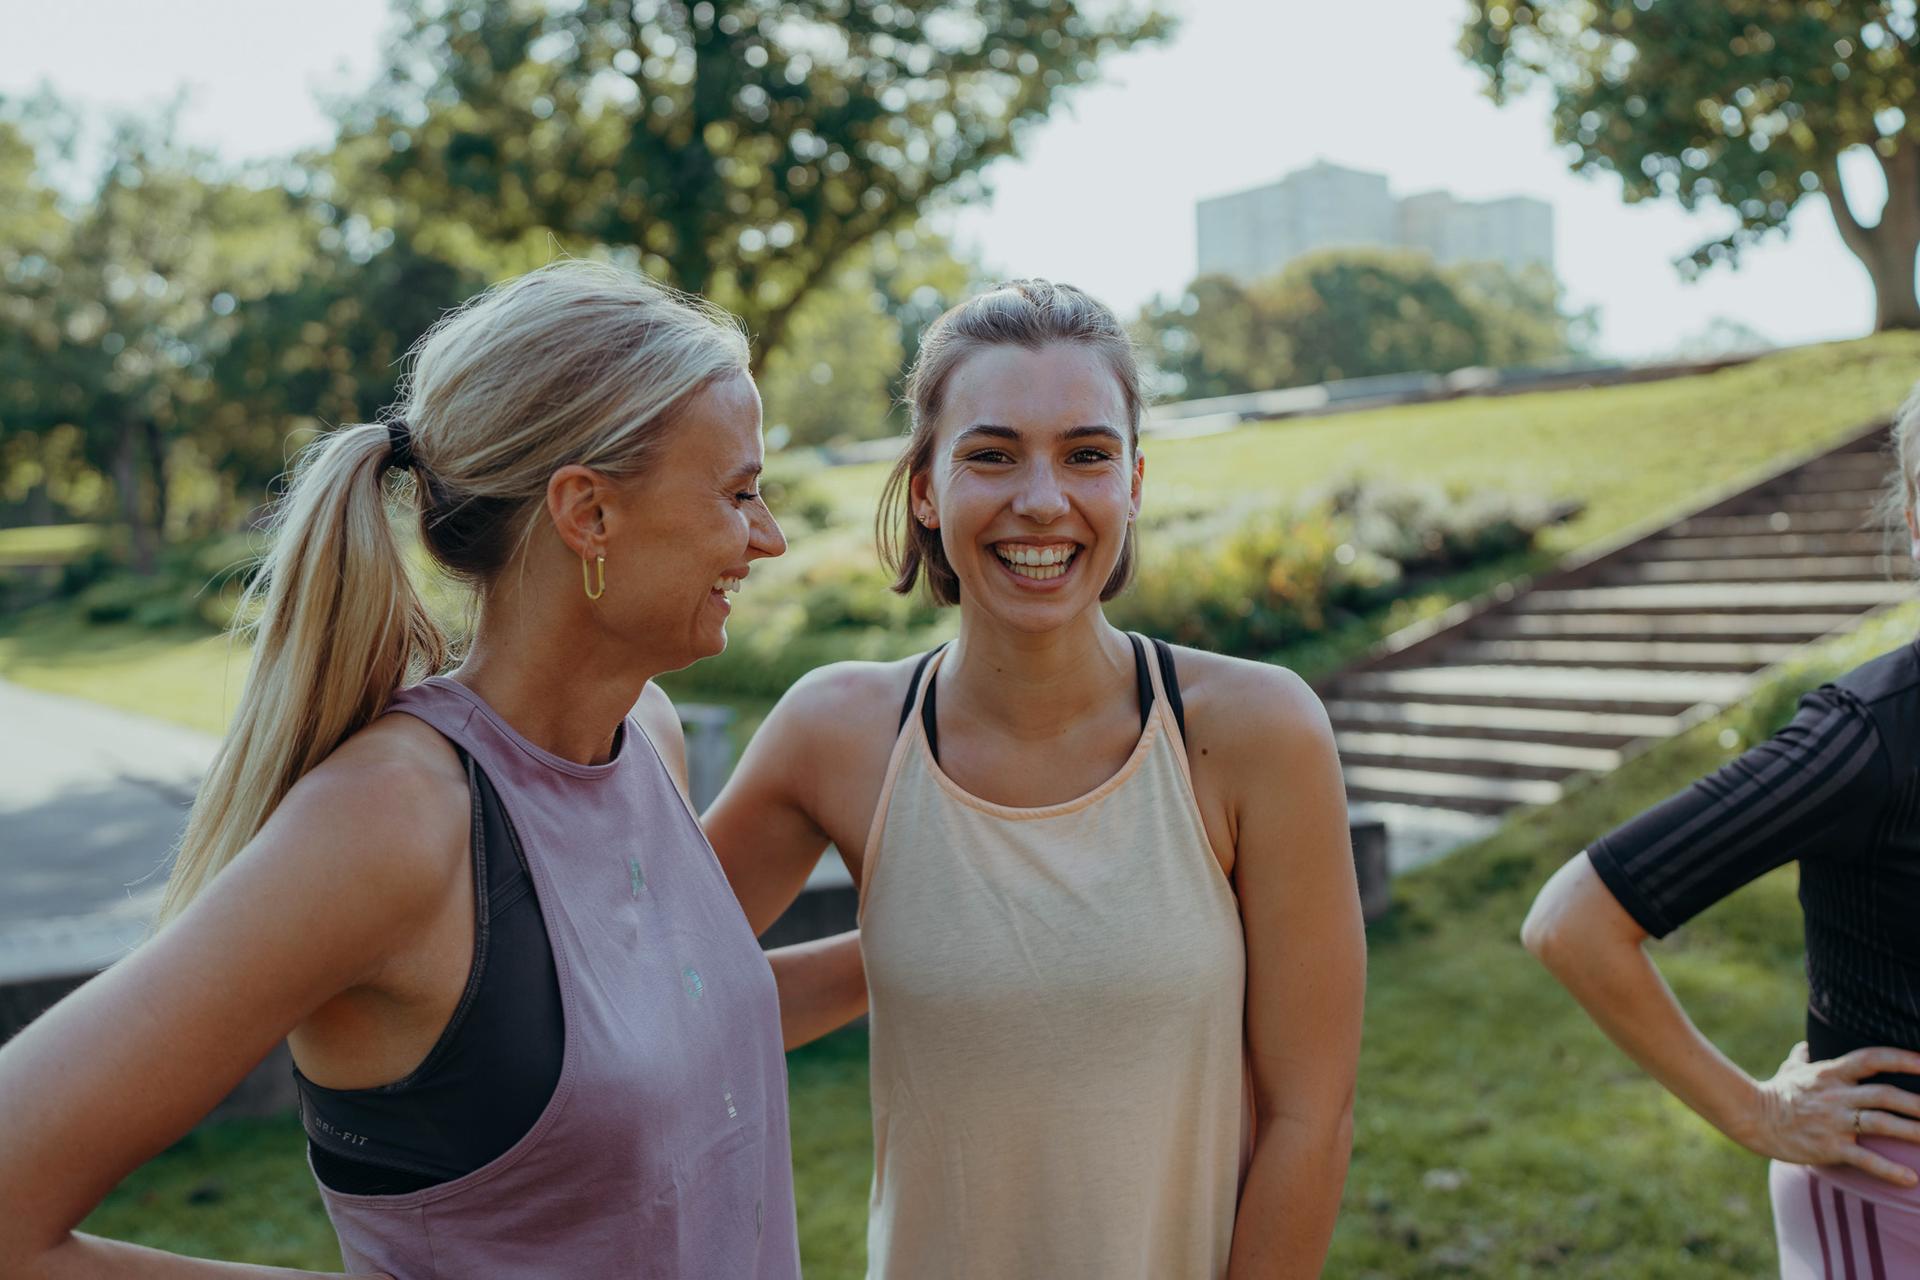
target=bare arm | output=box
[1223,672,1366,1280]
[1524,852,1920,1186]
[698,672,841,935]
[0,732,461,1278]
[639,679,866,1047]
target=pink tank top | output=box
[315,677,800,1279]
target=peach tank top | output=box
[857,639,1248,1280]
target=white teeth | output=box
[994,544,1077,580]
[713,576,742,593]
[995,543,1077,570]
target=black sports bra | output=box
[294,751,565,1195]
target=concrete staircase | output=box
[1318,423,1908,869]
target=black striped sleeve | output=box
[1586,687,1888,938]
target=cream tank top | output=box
[858,637,1249,1279]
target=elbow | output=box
[1519,893,1558,964]
[1520,876,1581,973]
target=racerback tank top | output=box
[315,676,801,1279]
[858,637,1249,1279]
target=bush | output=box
[1111,480,1571,655]
[66,535,257,631]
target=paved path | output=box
[0,680,852,985]
[0,680,216,982]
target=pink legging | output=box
[1772,1138,1920,1278]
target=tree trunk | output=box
[1823,145,1920,333]
[114,423,157,575]
[141,418,170,538]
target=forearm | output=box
[29,1232,372,1279]
[767,930,867,1051]
[1226,1107,1353,1279]
[1537,927,1763,1147]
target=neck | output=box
[942,607,1134,740]
[450,588,663,767]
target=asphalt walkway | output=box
[0,680,215,982]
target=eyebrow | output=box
[950,424,1127,449]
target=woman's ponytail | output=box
[157,259,747,924]
[156,423,445,925]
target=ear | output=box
[547,464,609,559]
[1129,448,1146,523]
[1907,503,1918,563]
[908,466,940,531]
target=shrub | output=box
[1112,481,1571,654]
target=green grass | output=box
[0,522,106,567]
[0,610,251,737]
[8,335,1916,737]
[820,333,1920,559]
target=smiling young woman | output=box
[704,280,1366,1280]
[0,261,865,1279]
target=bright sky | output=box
[1,0,1890,358]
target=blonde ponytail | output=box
[158,259,747,924]
[157,424,445,924]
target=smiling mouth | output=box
[992,542,1080,581]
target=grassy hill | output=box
[6,333,1915,737]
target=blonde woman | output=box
[705,281,1366,1279]
[1524,384,1920,1273]
[0,262,864,1278]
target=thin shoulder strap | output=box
[1152,638,1187,741]
[1128,633,1155,730]
[897,647,942,734]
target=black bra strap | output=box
[906,637,1183,766]
[1152,638,1187,741]
[898,647,942,733]
[1128,633,1154,731]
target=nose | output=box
[1010,460,1070,524]
[749,500,787,561]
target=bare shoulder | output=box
[257,711,471,906]
[760,654,930,753]
[1166,645,1335,758]
[632,680,687,751]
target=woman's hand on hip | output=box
[1752,1041,1920,1185]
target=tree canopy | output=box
[332,0,1171,366]
[1460,0,1920,329]
[1137,250,1589,402]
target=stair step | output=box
[1674,511,1874,537]
[1766,467,1899,494]
[1323,699,1682,746]
[1768,490,1885,513]
[1345,766,1563,814]
[1337,731,1620,776]
[1638,532,1890,560]
[1475,612,1859,643]
[1448,638,1801,671]
[1520,581,1911,614]
[1340,664,1747,714]
[1348,802,1507,872]
[1617,556,1895,584]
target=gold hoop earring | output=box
[582,553,606,601]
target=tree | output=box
[329,0,1171,369]
[1136,250,1587,401]
[756,227,979,446]
[1460,1,1920,331]
[0,97,316,566]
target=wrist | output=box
[1715,1074,1771,1153]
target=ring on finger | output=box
[1853,1108,1865,1135]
